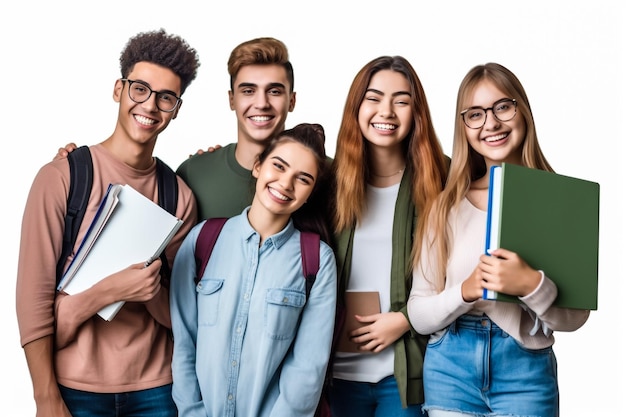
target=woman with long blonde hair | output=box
[408,63,590,417]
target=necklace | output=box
[371,167,405,178]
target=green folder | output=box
[484,163,600,310]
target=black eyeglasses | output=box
[121,79,181,112]
[460,98,517,129]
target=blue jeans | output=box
[328,375,426,417]
[58,383,177,417]
[423,314,559,417]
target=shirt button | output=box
[283,297,289,303]
[232,360,237,367]
[481,319,489,327]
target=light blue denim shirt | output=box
[170,208,337,417]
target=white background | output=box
[2,1,623,415]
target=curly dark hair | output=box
[119,28,200,95]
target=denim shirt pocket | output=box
[264,288,306,340]
[196,278,224,326]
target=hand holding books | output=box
[57,184,183,320]
[483,163,600,310]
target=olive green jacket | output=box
[334,170,428,407]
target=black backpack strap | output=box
[300,231,320,301]
[194,218,228,285]
[57,146,93,285]
[155,157,178,216]
[154,157,179,289]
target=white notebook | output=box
[57,183,183,321]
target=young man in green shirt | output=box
[175,37,296,219]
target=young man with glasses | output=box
[16,29,200,417]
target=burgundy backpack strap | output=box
[300,231,320,300]
[194,218,228,284]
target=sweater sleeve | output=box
[407,237,474,335]
[407,200,476,335]
[519,271,590,333]
[16,161,70,346]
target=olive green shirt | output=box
[176,143,255,221]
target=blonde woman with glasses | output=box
[408,63,590,417]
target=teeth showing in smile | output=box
[135,115,157,126]
[484,133,507,142]
[250,116,272,122]
[372,123,396,131]
[269,187,290,201]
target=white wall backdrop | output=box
[2,1,623,415]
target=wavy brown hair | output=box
[413,63,553,291]
[332,56,448,232]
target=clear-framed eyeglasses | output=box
[121,79,181,113]
[460,98,517,129]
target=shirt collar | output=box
[239,206,296,250]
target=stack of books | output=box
[57,184,183,320]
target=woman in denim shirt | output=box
[169,123,337,417]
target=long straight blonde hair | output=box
[412,63,553,291]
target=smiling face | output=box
[251,139,318,222]
[229,64,296,147]
[113,61,182,146]
[358,69,413,151]
[464,80,526,167]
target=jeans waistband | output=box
[449,314,501,334]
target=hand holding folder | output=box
[484,163,600,310]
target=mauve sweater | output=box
[16,143,197,392]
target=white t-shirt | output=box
[333,183,399,383]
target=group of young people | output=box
[16,28,590,417]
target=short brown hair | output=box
[227,37,294,92]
